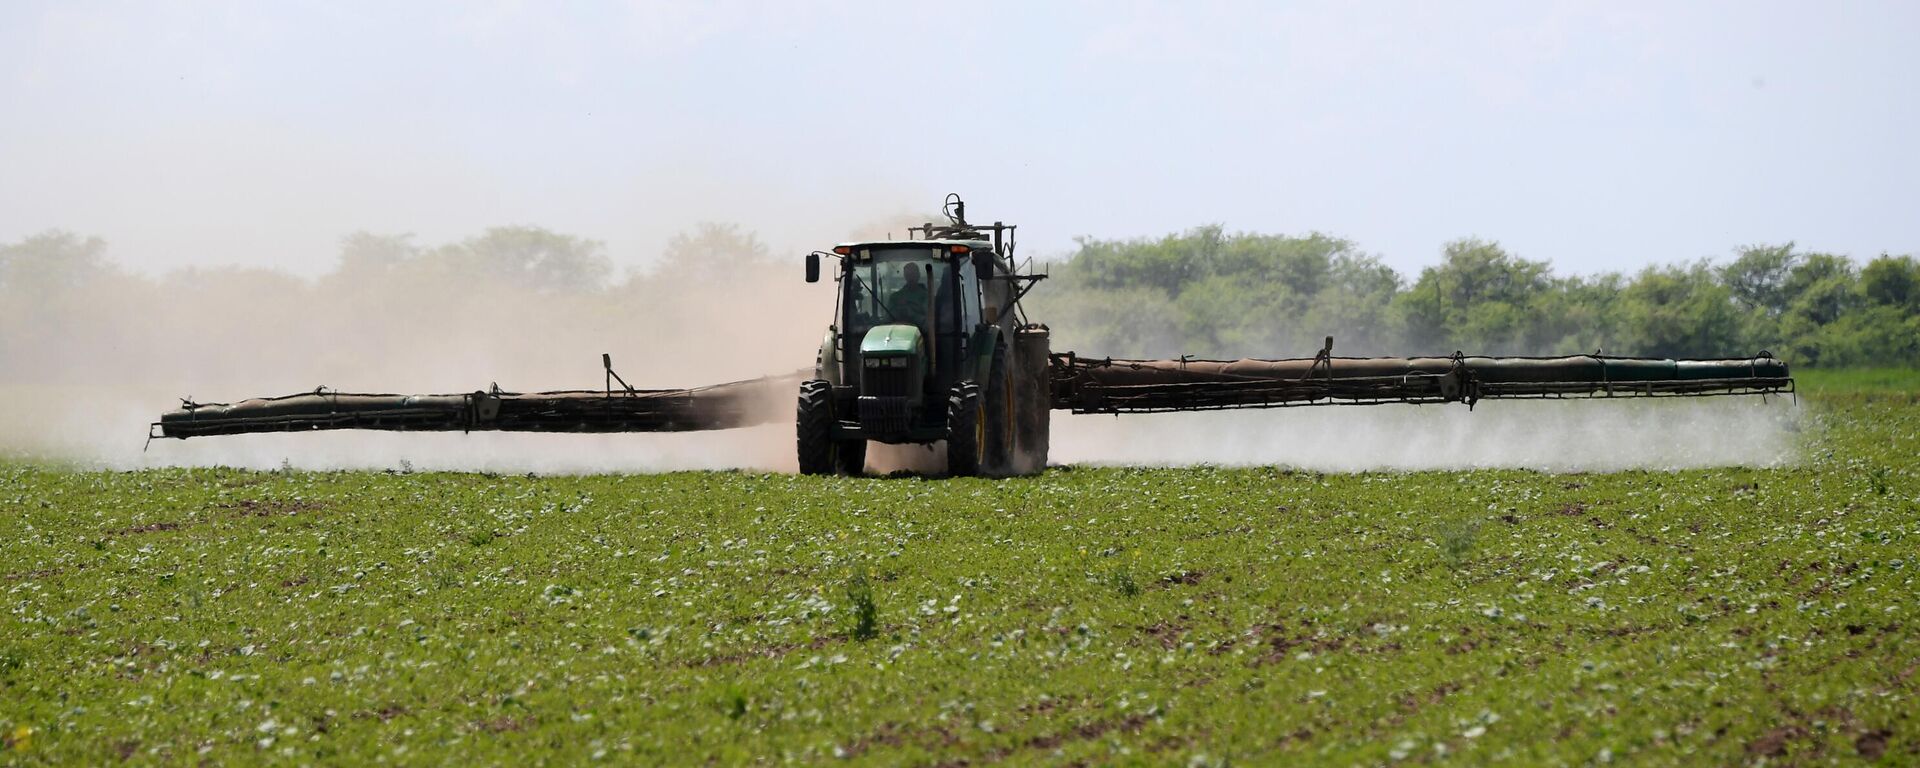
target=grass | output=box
[1795,367,1920,396]
[2,377,1917,765]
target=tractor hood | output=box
[860,324,923,357]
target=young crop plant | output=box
[1436,517,1481,565]
[1866,464,1893,495]
[844,570,880,641]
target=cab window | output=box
[846,247,954,334]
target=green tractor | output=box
[799,195,1050,477]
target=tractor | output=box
[797,195,1050,476]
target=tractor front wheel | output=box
[945,381,983,477]
[796,379,836,475]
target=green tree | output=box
[1531,274,1626,354]
[1006,226,1914,367]
[1040,228,1388,357]
[1859,254,1919,310]
[1781,253,1859,327]
[1299,252,1403,355]
[1042,285,1184,358]
[1619,262,1742,358]
[337,232,419,273]
[440,226,610,292]
[655,222,773,283]
[0,230,110,293]
[1721,243,1797,316]
[1796,307,1920,367]
[1063,225,1227,296]
[1396,239,1551,353]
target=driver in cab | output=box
[887,263,931,328]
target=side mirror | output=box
[973,251,993,281]
[805,252,820,283]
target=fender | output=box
[967,323,1006,382]
[815,329,841,385]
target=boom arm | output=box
[1048,345,1791,414]
[153,373,801,439]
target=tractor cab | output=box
[798,195,1049,477]
[829,239,993,418]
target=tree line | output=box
[0,224,813,393]
[1030,226,1920,366]
[4,224,1917,373]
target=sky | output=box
[2,0,1916,278]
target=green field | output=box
[3,377,1916,765]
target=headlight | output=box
[864,357,881,368]
[889,357,909,368]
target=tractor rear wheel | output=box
[796,379,836,475]
[945,381,983,477]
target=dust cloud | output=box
[0,224,852,474]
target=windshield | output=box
[845,247,953,333]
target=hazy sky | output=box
[3,1,1915,278]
